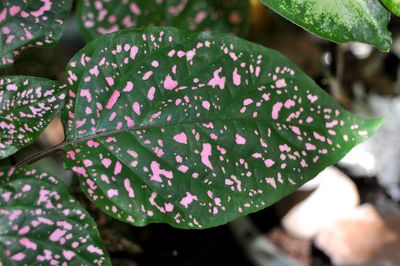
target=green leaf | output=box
[62,27,383,229]
[0,166,110,265]
[77,0,250,41]
[382,0,400,16]
[260,0,392,52]
[0,0,73,68]
[0,76,66,159]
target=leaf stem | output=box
[16,142,65,168]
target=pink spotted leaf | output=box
[0,76,66,159]
[0,0,73,68]
[0,166,111,265]
[77,0,250,41]
[63,27,383,229]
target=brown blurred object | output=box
[269,227,311,266]
[315,204,398,265]
[38,115,65,146]
[248,0,271,38]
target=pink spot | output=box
[107,189,118,198]
[201,143,213,170]
[124,178,135,198]
[305,143,316,151]
[147,87,156,100]
[243,98,253,106]
[105,76,114,86]
[20,238,37,250]
[105,90,120,109]
[31,0,51,17]
[264,159,275,168]
[123,81,134,92]
[180,192,198,208]
[50,229,66,242]
[132,102,141,115]
[202,100,210,110]
[83,160,93,167]
[143,71,153,80]
[130,46,139,59]
[272,102,283,120]
[173,132,188,144]
[235,134,246,145]
[208,68,226,89]
[87,245,104,255]
[151,60,159,67]
[114,161,122,175]
[150,161,173,183]
[266,178,277,189]
[10,6,21,16]
[284,99,295,109]
[63,250,76,261]
[233,68,241,86]
[276,79,286,88]
[165,203,174,212]
[130,3,141,15]
[307,94,318,103]
[11,252,25,261]
[101,158,112,168]
[163,75,178,90]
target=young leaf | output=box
[0,0,73,68]
[77,0,249,41]
[0,76,65,159]
[382,0,400,16]
[62,27,383,229]
[0,166,110,265]
[260,0,392,52]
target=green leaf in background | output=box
[77,0,250,41]
[62,27,382,229]
[260,0,392,52]
[382,0,400,16]
[0,166,110,265]
[0,76,65,159]
[0,0,73,68]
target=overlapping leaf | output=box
[0,0,73,68]
[77,0,249,41]
[382,0,400,16]
[0,166,110,265]
[260,0,392,52]
[0,76,65,159]
[62,27,382,229]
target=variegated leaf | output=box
[0,76,65,159]
[62,27,382,229]
[77,0,250,41]
[382,0,400,16]
[0,166,110,265]
[260,0,392,52]
[0,0,73,68]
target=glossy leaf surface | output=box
[0,166,110,265]
[0,76,65,159]
[63,27,382,229]
[0,0,73,68]
[260,0,392,52]
[77,0,249,41]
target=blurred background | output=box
[1,1,400,265]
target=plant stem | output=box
[15,142,65,168]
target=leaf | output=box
[0,76,66,159]
[0,0,73,68]
[382,0,400,16]
[62,27,383,229]
[0,166,110,265]
[260,0,392,52]
[77,0,250,41]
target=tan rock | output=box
[315,204,397,265]
[282,167,359,239]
